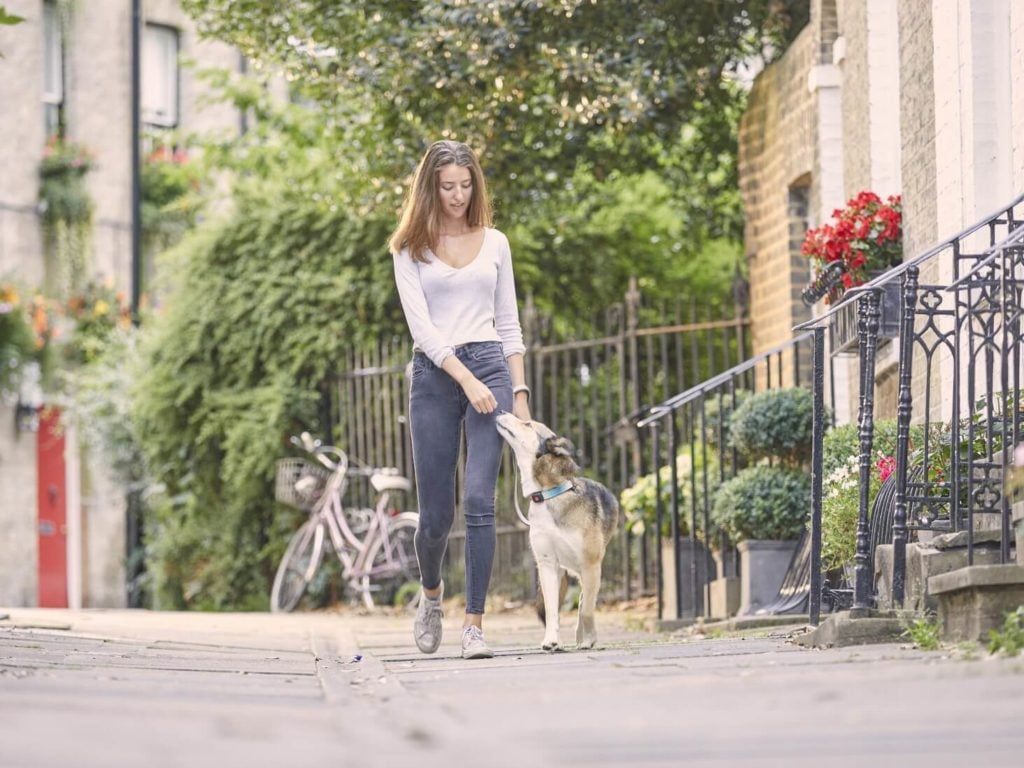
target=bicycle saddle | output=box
[371,472,413,493]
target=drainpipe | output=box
[126,0,145,608]
[130,0,142,321]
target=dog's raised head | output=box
[495,413,579,493]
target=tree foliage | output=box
[182,0,806,217]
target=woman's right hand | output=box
[461,376,498,414]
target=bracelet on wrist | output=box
[512,385,531,401]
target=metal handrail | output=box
[794,190,1024,331]
[946,220,1024,290]
[635,331,815,428]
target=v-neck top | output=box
[393,227,526,367]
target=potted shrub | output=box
[711,387,818,615]
[712,465,810,614]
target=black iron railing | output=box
[796,192,1024,624]
[633,332,830,621]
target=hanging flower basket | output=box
[38,136,95,224]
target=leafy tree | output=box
[182,0,806,220]
[193,67,745,329]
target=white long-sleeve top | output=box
[392,227,526,367]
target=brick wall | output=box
[739,26,817,375]
[898,0,938,261]
[816,0,840,64]
[840,0,872,195]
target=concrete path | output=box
[2,605,1022,768]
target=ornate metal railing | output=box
[796,192,1024,624]
[633,333,829,621]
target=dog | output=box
[495,413,619,651]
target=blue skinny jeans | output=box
[408,341,512,615]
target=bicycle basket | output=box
[274,458,332,510]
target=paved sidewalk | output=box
[2,605,1023,768]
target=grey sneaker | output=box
[414,583,444,654]
[461,625,494,659]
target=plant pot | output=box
[713,546,738,579]
[829,276,901,355]
[737,538,800,615]
[660,538,716,620]
[709,576,741,619]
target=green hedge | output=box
[132,197,398,610]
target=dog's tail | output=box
[534,570,570,624]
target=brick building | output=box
[739,0,1024,423]
[0,0,246,607]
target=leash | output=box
[512,465,575,527]
[513,465,531,527]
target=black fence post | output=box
[809,326,825,626]
[652,420,664,621]
[892,267,919,606]
[853,289,881,610]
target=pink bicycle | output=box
[271,432,420,612]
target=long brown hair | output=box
[388,140,493,263]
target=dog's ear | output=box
[543,436,577,460]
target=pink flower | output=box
[877,454,896,483]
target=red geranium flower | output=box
[801,192,903,301]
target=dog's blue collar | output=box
[530,481,575,504]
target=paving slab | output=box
[1,606,1023,768]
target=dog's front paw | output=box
[541,637,560,652]
[575,624,597,649]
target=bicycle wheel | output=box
[270,519,325,613]
[359,512,420,609]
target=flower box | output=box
[828,277,902,355]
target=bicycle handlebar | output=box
[287,434,405,481]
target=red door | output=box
[37,407,68,608]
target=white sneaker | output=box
[461,625,494,659]
[414,583,444,654]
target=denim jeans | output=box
[408,341,513,615]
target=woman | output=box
[389,140,531,659]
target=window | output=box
[42,0,64,137]
[142,24,179,127]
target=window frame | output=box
[42,0,65,138]
[141,22,181,129]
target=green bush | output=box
[988,606,1024,657]
[620,448,721,542]
[701,389,751,452]
[728,387,816,466]
[819,419,923,570]
[711,465,810,543]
